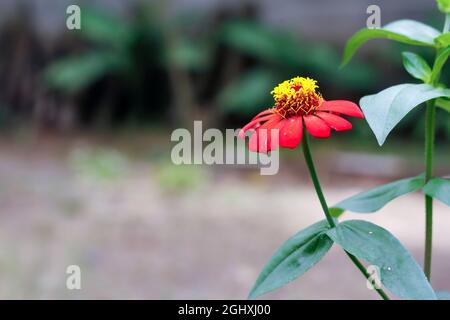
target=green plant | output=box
[240,76,436,300]
[335,0,450,285]
[242,1,450,300]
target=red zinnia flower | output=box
[239,76,364,153]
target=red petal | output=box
[316,112,352,131]
[265,119,286,151]
[248,130,262,152]
[248,118,283,153]
[279,116,303,148]
[251,108,276,121]
[303,115,331,138]
[239,114,280,138]
[319,100,364,118]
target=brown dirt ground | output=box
[0,132,449,299]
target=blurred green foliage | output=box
[39,3,447,142]
[217,69,276,115]
[216,20,380,116]
[45,8,134,93]
[164,38,211,71]
[46,52,129,93]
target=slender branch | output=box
[301,135,336,228]
[443,14,450,33]
[301,133,390,300]
[421,23,447,278]
[424,100,436,280]
[345,252,390,300]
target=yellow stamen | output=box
[271,76,322,118]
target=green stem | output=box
[301,133,390,300]
[443,14,450,33]
[421,29,447,279]
[424,100,435,280]
[301,135,335,228]
[421,10,450,276]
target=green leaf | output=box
[435,32,450,47]
[249,220,333,299]
[436,0,450,14]
[423,177,450,206]
[360,84,450,145]
[436,291,450,300]
[330,174,425,217]
[342,20,441,66]
[402,52,432,82]
[436,98,450,112]
[431,47,450,81]
[327,220,436,300]
[381,20,441,44]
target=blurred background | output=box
[0,0,449,299]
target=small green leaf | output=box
[360,84,450,145]
[327,220,436,300]
[423,177,450,206]
[402,52,432,82]
[330,174,425,217]
[435,32,450,47]
[431,47,450,81]
[436,0,450,14]
[342,20,441,66]
[436,98,450,112]
[249,220,333,299]
[329,207,345,217]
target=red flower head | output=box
[239,77,364,153]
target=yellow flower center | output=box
[271,77,322,118]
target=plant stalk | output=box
[301,133,390,300]
[421,19,448,278]
[443,14,450,33]
[424,100,436,280]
